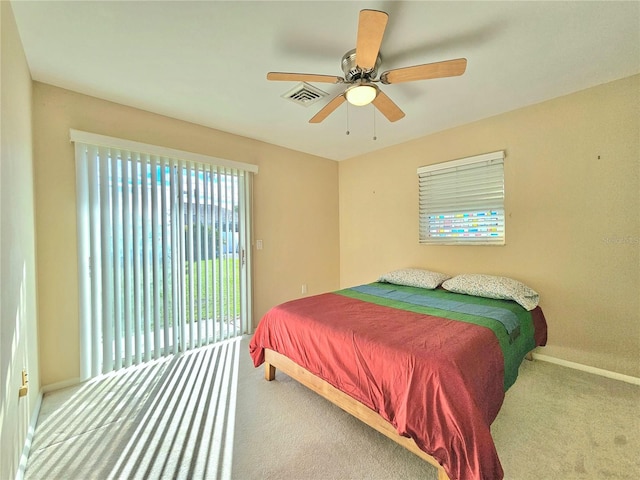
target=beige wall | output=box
[0,2,40,478]
[339,75,640,378]
[32,82,340,387]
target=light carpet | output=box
[24,336,639,480]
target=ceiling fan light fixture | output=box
[345,83,378,106]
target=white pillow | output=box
[378,268,451,290]
[442,274,539,310]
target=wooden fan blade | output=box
[380,58,467,85]
[372,90,405,122]
[267,72,343,84]
[355,9,388,71]
[309,94,346,123]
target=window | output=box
[72,130,258,379]
[418,151,505,245]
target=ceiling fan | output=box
[267,9,467,124]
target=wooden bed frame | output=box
[264,348,536,480]
[264,348,451,480]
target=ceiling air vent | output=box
[281,82,328,107]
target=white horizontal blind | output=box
[418,151,505,245]
[73,134,254,379]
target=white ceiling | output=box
[11,1,640,161]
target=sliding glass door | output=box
[73,134,254,379]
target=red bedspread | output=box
[249,291,545,480]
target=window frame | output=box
[417,150,505,245]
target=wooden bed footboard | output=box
[263,348,451,480]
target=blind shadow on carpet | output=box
[25,336,639,480]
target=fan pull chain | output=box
[373,106,377,141]
[346,102,350,135]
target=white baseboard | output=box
[15,392,43,480]
[532,353,640,386]
[41,377,82,394]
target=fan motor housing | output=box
[341,48,381,82]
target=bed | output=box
[249,271,548,480]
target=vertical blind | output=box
[72,130,257,380]
[418,151,505,245]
